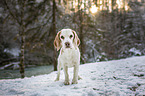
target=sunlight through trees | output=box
[90,5,98,13]
[61,0,130,14]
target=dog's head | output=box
[54,29,80,51]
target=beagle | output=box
[54,29,81,85]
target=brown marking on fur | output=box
[54,31,61,51]
[72,30,80,46]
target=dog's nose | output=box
[65,42,70,48]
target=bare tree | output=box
[3,0,26,78]
[52,0,57,71]
[3,0,47,78]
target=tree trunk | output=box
[139,14,145,47]
[19,1,25,78]
[19,34,25,78]
[52,0,57,71]
[79,13,85,63]
[78,7,85,63]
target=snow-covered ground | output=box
[0,56,145,96]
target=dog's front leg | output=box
[63,66,70,85]
[72,65,79,84]
[55,62,61,81]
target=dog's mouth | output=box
[66,46,70,48]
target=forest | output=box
[0,0,145,78]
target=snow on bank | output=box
[0,56,145,96]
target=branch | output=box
[25,14,52,34]
[3,0,21,25]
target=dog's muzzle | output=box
[65,42,70,48]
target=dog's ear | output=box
[72,30,80,46]
[54,31,61,51]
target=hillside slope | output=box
[0,56,145,96]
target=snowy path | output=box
[0,56,145,96]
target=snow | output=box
[129,47,142,56]
[4,48,20,56]
[0,62,19,70]
[36,0,43,3]
[0,56,145,96]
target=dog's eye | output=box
[61,36,64,39]
[70,35,73,38]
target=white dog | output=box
[54,29,81,85]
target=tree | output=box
[3,0,26,78]
[3,0,47,78]
[52,0,57,71]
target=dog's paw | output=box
[64,81,70,85]
[78,76,82,80]
[55,78,59,82]
[72,80,78,84]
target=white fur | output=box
[54,29,81,85]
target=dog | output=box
[54,29,81,85]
